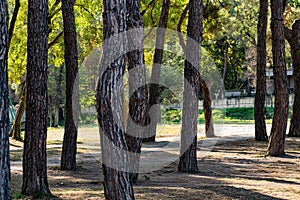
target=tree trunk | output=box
[57,64,64,126]
[125,0,148,183]
[8,0,20,49]
[53,108,59,127]
[96,0,134,199]
[143,0,170,143]
[61,0,79,171]
[22,0,51,196]
[0,0,12,198]
[178,0,203,173]
[267,0,288,156]
[9,84,25,141]
[254,0,268,141]
[200,77,215,137]
[287,20,300,137]
[222,42,228,91]
[177,5,214,138]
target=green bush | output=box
[161,106,292,124]
[225,107,254,120]
[79,113,97,125]
[161,108,182,124]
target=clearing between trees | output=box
[9,125,300,199]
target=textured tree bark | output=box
[126,0,148,183]
[9,84,25,141]
[254,0,268,141]
[61,0,79,171]
[178,0,203,173]
[96,0,135,199]
[200,77,215,137]
[57,64,64,126]
[267,0,288,156]
[177,5,214,138]
[143,0,170,143]
[0,0,12,198]
[287,20,300,137]
[22,0,51,196]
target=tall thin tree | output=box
[177,5,215,138]
[254,0,268,141]
[22,0,51,196]
[126,0,148,183]
[178,0,203,173]
[0,0,12,198]
[286,20,300,137]
[143,0,170,143]
[267,0,288,156]
[96,0,135,199]
[61,0,79,170]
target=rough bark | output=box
[61,0,79,171]
[200,77,215,137]
[0,0,12,198]
[254,0,268,141]
[267,0,288,156]
[9,84,25,141]
[22,0,51,196]
[177,5,214,138]
[96,0,134,199]
[178,0,203,173]
[287,20,300,137]
[177,5,188,52]
[9,30,62,137]
[125,0,148,183]
[143,0,170,143]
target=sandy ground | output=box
[9,124,300,199]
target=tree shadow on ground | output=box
[10,138,300,199]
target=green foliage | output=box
[8,0,27,86]
[79,112,97,125]
[289,0,300,8]
[79,48,100,110]
[202,0,259,90]
[13,192,27,199]
[162,107,293,124]
[161,108,182,124]
[225,107,254,120]
[8,0,300,128]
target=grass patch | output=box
[13,192,27,199]
[47,140,63,145]
[161,107,291,124]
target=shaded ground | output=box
[10,125,300,199]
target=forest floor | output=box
[9,124,300,199]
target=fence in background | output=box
[199,94,295,109]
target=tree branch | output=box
[150,0,159,25]
[143,26,156,40]
[48,31,64,49]
[141,0,158,16]
[48,0,61,35]
[74,4,96,20]
[284,26,293,44]
[49,0,61,20]
[8,0,20,49]
[177,5,189,53]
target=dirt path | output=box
[9,125,300,199]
